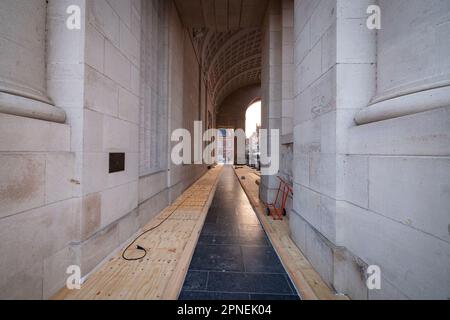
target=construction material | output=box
[233,166,348,300]
[262,176,292,220]
[53,166,222,300]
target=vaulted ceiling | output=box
[174,0,267,107]
[174,0,269,31]
[200,28,262,107]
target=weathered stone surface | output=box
[81,193,102,241]
[290,0,450,300]
[337,201,450,300]
[79,223,119,276]
[0,154,46,218]
[0,114,70,152]
[0,199,77,291]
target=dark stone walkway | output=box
[179,166,300,300]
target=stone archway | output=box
[216,84,261,131]
[216,84,261,164]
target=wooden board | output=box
[233,166,349,300]
[53,166,222,300]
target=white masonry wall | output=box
[291,0,450,299]
[260,0,283,205]
[166,0,208,201]
[74,0,209,288]
[291,0,343,294]
[279,0,295,216]
[339,0,450,300]
[0,0,80,299]
[0,0,210,299]
[139,0,208,228]
[74,0,142,279]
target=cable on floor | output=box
[121,196,192,261]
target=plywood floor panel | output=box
[53,166,222,300]
[233,166,348,300]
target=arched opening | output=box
[216,128,235,164]
[245,99,261,138]
[245,99,261,169]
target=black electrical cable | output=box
[121,199,187,261]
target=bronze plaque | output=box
[109,153,125,173]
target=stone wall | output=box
[260,0,294,219]
[339,0,450,300]
[166,1,208,201]
[290,0,450,300]
[291,0,341,296]
[77,0,209,293]
[0,0,210,299]
[0,0,81,299]
[0,114,76,299]
[260,0,283,204]
[139,0,208,224]
[279,0,294,215]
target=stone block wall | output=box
[0,114,77,299]
[260,0,283,204]
[166,1,208,202]
[72,0,142,281]
[0,0,210,299]
[0,0,83,299]
[290,0,450,300]
[337,0,450,299]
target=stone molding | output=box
[355,84,450,125]
[0,92,66,124]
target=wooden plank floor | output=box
[54,166,222,300]
[233,166,348,300]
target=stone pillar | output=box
[279,0,294,214]
[260,0,282,204]
[281,0,294,139]
[0,0,65,123]
[289,0,450,300]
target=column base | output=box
[0,91,66,123]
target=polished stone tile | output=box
[217,213,260,226]
[239,224,264,234]
[202,235,242,245]
[189,244,244,272]
[250,293,300,300]
[179,291,250,300]
[198,233,270,247]
[285,275,298,295]
[241,246,285,273]
[207,272,293,295]
[196,235,269,247]
[238,225,266,243]
[197,234,215,245]
[210,202,239,211]
[201,222,239,236]
[204,211,219,223]
[238,234,270,246]
[182,271,208,291]
[180,166,300,301]
[208,206,237,217]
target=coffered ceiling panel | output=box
[174,0,269,31]
[174,0,265,107]
[197,29,262,107]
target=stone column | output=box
[260,0,282,204]
[355,0,450,125]
[0,0,65,123]
[281,0,294,139]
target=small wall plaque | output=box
[109,153,125,173]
